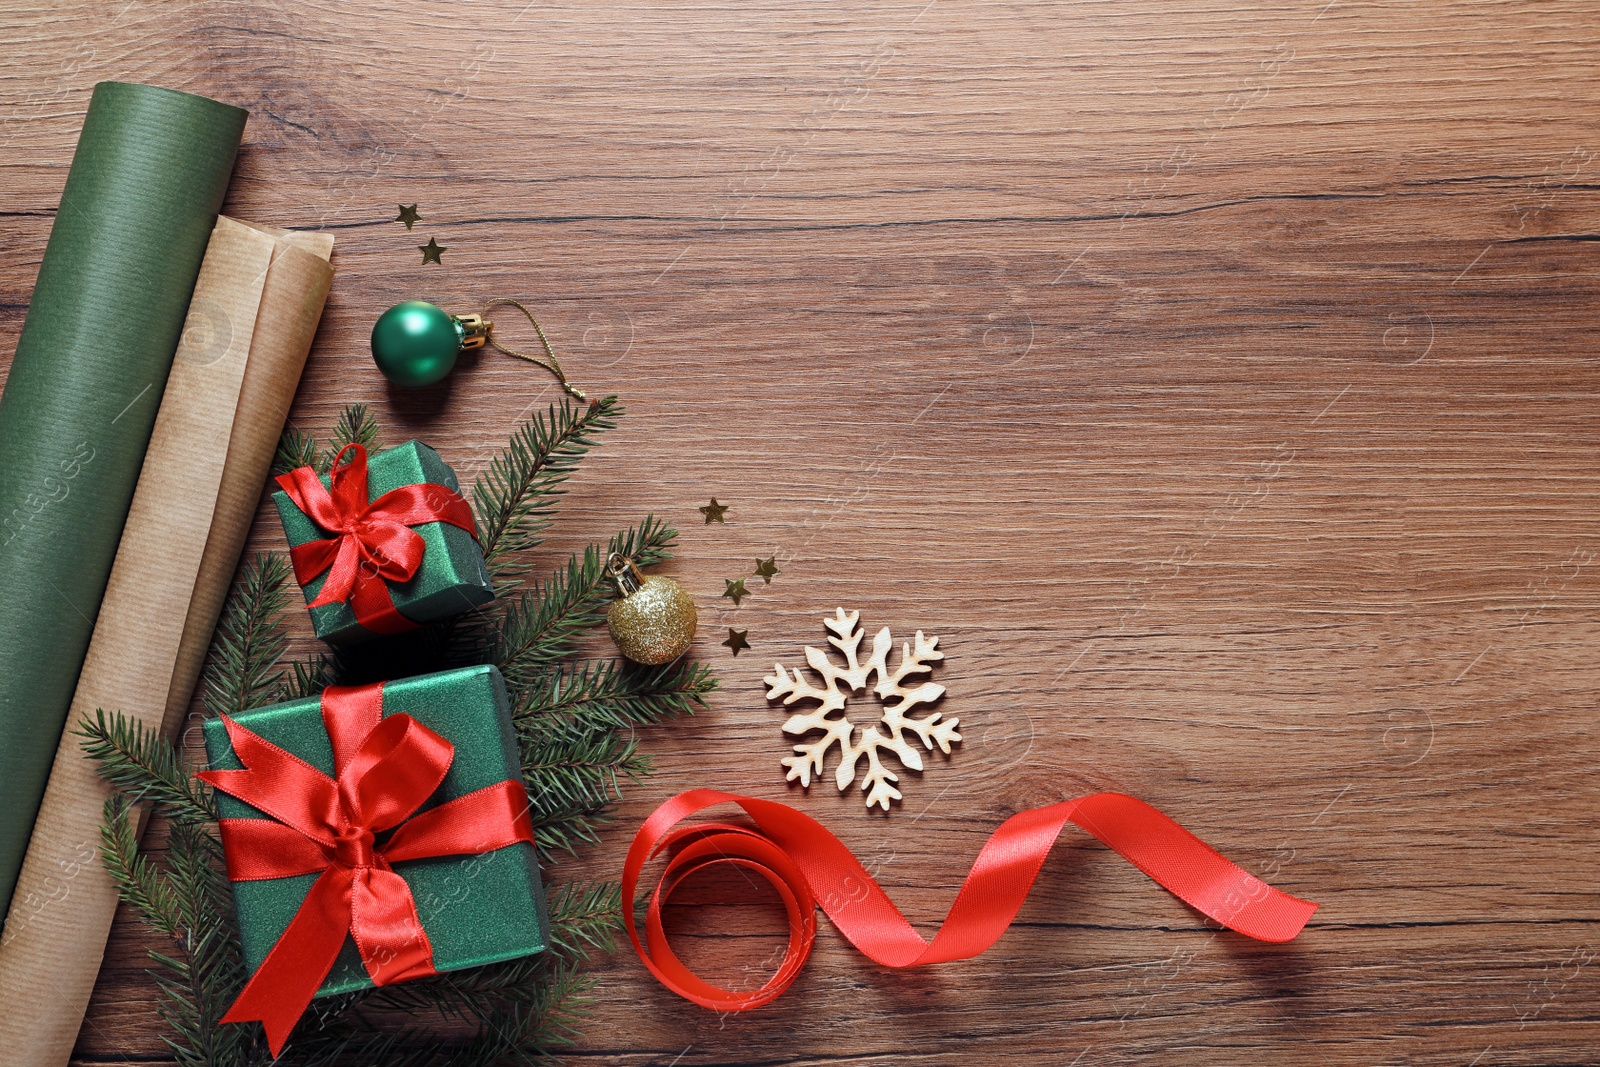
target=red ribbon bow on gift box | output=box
[275,443,477,635]
[197,683,537,1056]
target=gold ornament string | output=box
[481,297,588,402]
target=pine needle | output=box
[327,401,381,458]
[202,552,293,720]
[99,795,184,938]
[272,426,321,476]
[280,653,333,702]
[545,881,624,959]
[521,718,645,815]
[474,396,620,584]
[441,963,597,1066]
[100,797,252,1067]
[487,517,677,688]
[275,401,378,478]
[78,709,217,824]
[519,718,652,861]
[515,658,717,730]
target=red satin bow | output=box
[275,443,477,635]
[198,683,537,1056]
[624,790,1319,1011]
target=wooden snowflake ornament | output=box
[765,608,960,811]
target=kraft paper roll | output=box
[0,217,333,1065]
[0,82,246,920]
[164,225,334,740]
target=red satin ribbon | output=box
[197,683,537,1056]
[624,790,1319,1011]
[275,443,477,635]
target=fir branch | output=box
[100,795,184,938]
[488,517,677,688]
[149,959,208,1067]
[342,964,593,1067]
[455,964,596,1066]
[368,955,543,1023]
[520,720,646,817]
[544,881,624,959]
[280,653,333,702]
[517,718,651,861]
[167,818,236,945]
[500,962,595,1049]
[79,709,217,824]
[327,401,382,459]
[274,403,377,479]
[273,426,322,476]
[473,396,620,583]
[490,550,603,688]
[524,795,636,859]
[515,659,717,730]
[150,920,253,1067]
[607,514,676,573]
[280,1013,456,1067]
[103,795,251,1067]
[203,553,293,720]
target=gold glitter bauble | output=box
[607,574,697,664]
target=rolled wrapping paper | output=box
[0,82,246,920]
[163,225,335,739]
[0,218,333,1066]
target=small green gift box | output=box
[201,664,549,999]
[272,440,495,644]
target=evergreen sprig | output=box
[84,400,712,1066]
[488,516,677,688]
[202,552,293,720]
[327,402,381,456]
[281,653,333,703]
[100,795,184,937]
[97,771,248,1066]
[544,880,626,958]
[520,718,648,854]
[516,658,717,731]
[271,402,383,478]
[79,709,217,824]
[474,396,619,583]
[272,428,321,477]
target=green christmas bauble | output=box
[371,300,464,387]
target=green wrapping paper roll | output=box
[0,82,246,920]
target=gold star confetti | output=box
[722,578,749,606]
[754,556,780,583]
[699,498,729,524]
[395,203,421,230]
[722,628,750,655]
[419,237,446,264]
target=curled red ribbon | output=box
[197,683,537,1056]
[275,443,478,635]
[624,789,1319,1011]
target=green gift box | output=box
[202,664,549,997]
[273,440,495,644]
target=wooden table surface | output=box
[2,1,1597,1063]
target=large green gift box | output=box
[272,440,495,644]
[202,664,549,997]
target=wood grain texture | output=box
[1,0,1596,1063]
